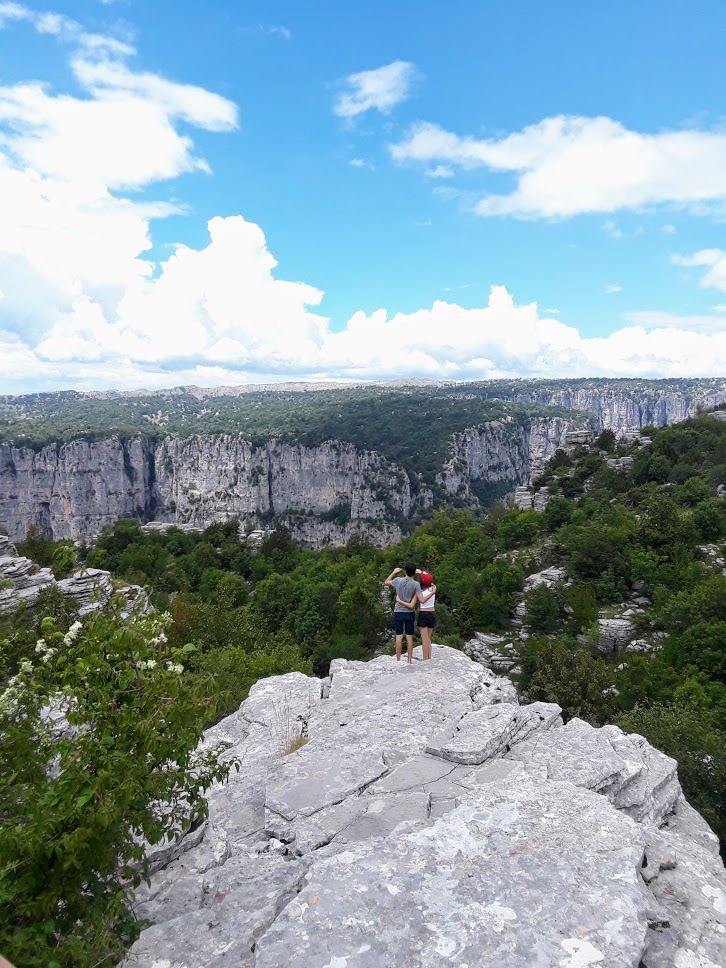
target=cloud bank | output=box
[2,8,726,393]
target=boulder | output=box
[56,568,114,616]
[597,617,637,653]
[523,565,566,592]
[125,646,726,968]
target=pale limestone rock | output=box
[437,415,575,499]
[126,646,726,968]
[0,540,55,614]
[503,384,726,433]
[598,617,637,653]
[463,632,521,679]
[607,455,635,471]
[523,565,566,591]
[512,485,533,509]
[57,567,113,616]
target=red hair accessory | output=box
[420,572,433,587]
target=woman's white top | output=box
[419,587,435,610]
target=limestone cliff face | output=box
[438,415,573,500]
[0,435,426,546]
[0,437,152,543]
[504,386,726,432]
[151,435,422,547]
[0,419,572,546]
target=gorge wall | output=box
[0,416,573,546]
[491,383,726,432]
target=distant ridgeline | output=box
[1,379,725,547]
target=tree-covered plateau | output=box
[0,387,581,498]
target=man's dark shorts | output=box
[393,611,415,636]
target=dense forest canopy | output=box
[3,410,726,964]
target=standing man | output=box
[384,562,421,664]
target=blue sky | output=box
[1,0,726,392]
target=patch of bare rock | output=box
[124,646,725,968]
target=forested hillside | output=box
[3,411,726,964]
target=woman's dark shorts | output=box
[418,611,436,629]
[393,611,415,636]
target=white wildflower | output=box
[166,662,184,675]
[19,659,34,675]
[41,648,56,664]
[138,659,157,671]
[35,638,48,654]
[63,621,83,647]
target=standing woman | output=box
[396,570,437,661]
[416,571,436,660]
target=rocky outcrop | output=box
[437,415,574,501]
[0,534,55,615]
[0,537,148,618]
[597,617,638,653]
[125,647,726,968]
[56,568,114,616]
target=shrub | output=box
[0,611,232,967]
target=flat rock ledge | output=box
[125,646,726,968]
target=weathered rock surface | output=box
[125,647,726,968]
[437,415,575,502]
[496,382,726,433]
[0,534,55,614]
[0,539,149,618]
[56,568,113,616]
[0,434,421,548]
[598,617,637,653]
[607,455,635,472]
[463,632,521,676]
[523,565,567,592]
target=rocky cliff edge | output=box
[125,646,726,968]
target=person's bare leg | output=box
[406,634,414,663]
[395,634,403,661]
[422,627,431,660]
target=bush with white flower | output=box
[0,609,234,968]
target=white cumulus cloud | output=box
[390,115,726,218]
[334,60,416,119]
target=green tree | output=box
[524,584,561,634]
[595,429,617,451]
[525,640,615,724]
[0,610,232,967]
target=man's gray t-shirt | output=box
[392,576,421,613]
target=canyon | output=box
[2,379,725,547]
